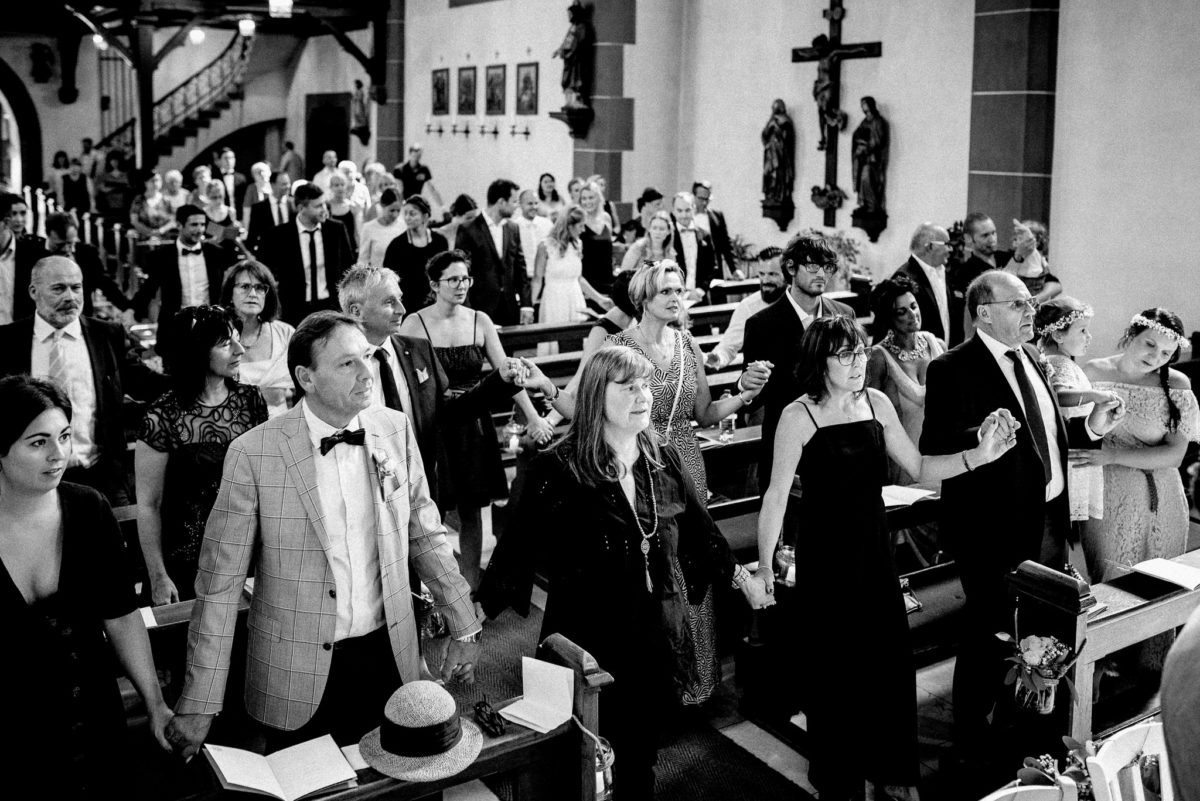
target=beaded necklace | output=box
[626,454,659,592]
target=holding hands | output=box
[738,360,774,400]
[1086,392,1127,436]
[974,408,1021,464]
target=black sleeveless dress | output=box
[580,222,614,295]
[418,312,508,510]
[331,209,358,258]
[791,399,919,797]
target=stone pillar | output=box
[967,0,1058,244]
[375,0,406,168]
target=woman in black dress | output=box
[480,345,770,800]
[756,316,1016,801]
[383,195,448,311]
[578,180,615,296]
[327,171,362,259]
[0,376,172,798]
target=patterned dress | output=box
[1046,355,1104,521]
[607,328,716,704]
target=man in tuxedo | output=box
[217,147,248,218]
[167,312,481,756]
[246,171,293,255]
[894,222,959,345]
[0,192,49,324]
[0,256,167,504]
[132,205,233,358]
[742,232,855,492]
[921,270,1124,765]
[691,180,740,279]
[456,178,531,326]
[44,211,134,321]
[259,182,354,325]
[670,192,717,304]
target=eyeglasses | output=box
[833,347,869,366]
[438,276,474,288]
[234,282,268,295]
[981,297,1039,312]
[798,262,839,276]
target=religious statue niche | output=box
[549,0,595,138]
[30,42,55,84]
[849,96,888,241]
[761,98,797,231]
[351,79,371,146]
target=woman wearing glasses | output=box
[135,306,268,605]
[399,250,553,592]
[756,316,1017,801]
[221,260,295,417]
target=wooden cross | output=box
[792,0,881,226]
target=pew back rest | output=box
[978,784,1077,800]
[1086,721,1173,801]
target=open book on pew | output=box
[881,485,936,508]
[203,735,357,800]
[1130,558,1200,591]
[499,657,574,734]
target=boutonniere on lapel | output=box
[372,449,400,500]
[1033,353,1055,381]
[416,367,430,384]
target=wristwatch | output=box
[456,630,483,644]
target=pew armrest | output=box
[537,633,614,801]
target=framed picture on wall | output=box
[432,69,449,115]
[457,67,476,115]
[485,65,506,115]
[515,63,538,115]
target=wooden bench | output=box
[497,301,741,353]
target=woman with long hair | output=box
[359,188,406,269]
[620,210,677,273]
[129,168,176,239]
[536,171,564,219]
[578,180,615,297]
[533,205,611,352]
[220,260,295,417]
[326,171,362,258]
[383,194,449,311]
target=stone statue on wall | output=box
[850,96,889,241]
[761,98,797,230]
[553,0,593,108]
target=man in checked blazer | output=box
[168,311,481,754]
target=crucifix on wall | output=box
[792,0,881,226]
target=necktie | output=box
[305,229,318,303]
[48,330,69,393]
[320,427,365,456]
[1005,349,1053,485]
[374,349,403,411]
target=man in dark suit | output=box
[132,205,234,358]
[217,147,249,218]
[921,270,1124,766]
[670,191,717,303]
[692,180,741,279]
[0,256,167,504]
[259,182,354,325]
[246,171,293,255]
[893,222,960,345]
[0,192,47,325]
[44,211,134,320]
[456,178,531,327]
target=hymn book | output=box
[1131,558,1200,591]
[203,735,358,801]
[498,657,574,734]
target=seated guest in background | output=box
[620,209,676,273]
[536,172,564,219]
[480,345,770,801]
[132,204,234,358]
[866,273,946,483]
[705,248,786,371]
[260,182,354,325]
[1005,218,1062,304]
[432,193,478,245]
[894,222,958,346]
[516,188,553,279]
[383,194,448,311]
[621,186,665,244]
[0,375,172,798]
[128,168,176,240]
[93,150,133,219]
[534,205,611,353]
[167,311,481,757]
[327,171,362,259]
[246,170,292,255]
[161,169,189,213]
[61,158,93,216]
[44,211,135,320]
[0,256,168,505]
[691,180,739,279]
[457,179,532,326]
[0,192,49,324]
[136,306,266,605]
[358,188,405,269]
[670,191,716,304]
[239,161,274,232]
[222,260,294,417]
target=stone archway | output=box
[0,56,44,190]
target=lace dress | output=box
[1047,355,1104,521]
[537,242,588,355]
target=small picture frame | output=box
[431,69,449,115]
[485,64,506,116]
[515,62,538,115]
[457,66,476,115]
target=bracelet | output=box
[738,391,753,405]
[961,451,974,473]
[731,565,751,590]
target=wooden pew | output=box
[497,301,741,353]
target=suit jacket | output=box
[177,404,478,730]
[671,224,717,294]
[260,220,354,325]
[894,256,960,346]
[246,196,295,256]
[132,242,232,355]
[704,207,735,277]
[8,235,46,322]
[219,170,249,217]
[742,294,856,490]
[456,214,529,326]
[0,315,167,471]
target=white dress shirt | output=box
[484,213,505,258]
[784,289,828,328]
[222,172,237,209]
[517,214,552,277]
[297,218,328,301]
[975,328,1065,501]
[913,254,950,339]
[0,233,15,325]
[369,338,415,420]
[709,291,770,369]
[302,401,385,640]
[32,315,98,468]
[677,226,699,290]
[177,240,210,308]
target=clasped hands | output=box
[976,408,1021,462]
[738,360,774,398]
[498,357,556,444]
[746,569,777,610]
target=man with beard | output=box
[44,211,134,321]
[455,178,531,326]
[705,247,786,370]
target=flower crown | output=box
[1130,314,1191,349]
[1038,305,1092,337]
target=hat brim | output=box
[359,717,484,783]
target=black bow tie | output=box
[180,246,202,256]
[320,427,365,455]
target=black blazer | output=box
[671,224,717,295]
[246,196,295,256]
[705,208,735,277]
[894,256,960,346]
[9,235,46,322]
[0,315,168,469]
[219,170,249,217]
[259,219,354,325]
[132,242,232,355]
[742,294,856,490]
[455,214,529,326]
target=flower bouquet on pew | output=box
[997,631,1085,715]
[1011,736,1096,800]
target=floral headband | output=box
[1038,305,1092,336]
[1130,314,1191,349]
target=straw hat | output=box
[359,680,483,782]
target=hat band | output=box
[380,713,464,757]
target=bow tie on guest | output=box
[320,427,365,455]
[678,226,696,235]
[180,246,202,256]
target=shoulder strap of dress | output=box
[416,312,432,341]
[799,401,819,429]
[473,309,479,343]
[865,390,877,420]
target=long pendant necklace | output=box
[629,456,659,592]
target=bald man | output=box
[893,222,958,345]
[312,150,340,193]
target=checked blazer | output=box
[177,403,478,731]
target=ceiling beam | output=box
[63,2,136,66]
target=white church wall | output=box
[1052,0,1200,354]
[404,0,574,213]
[284,31,374,169]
